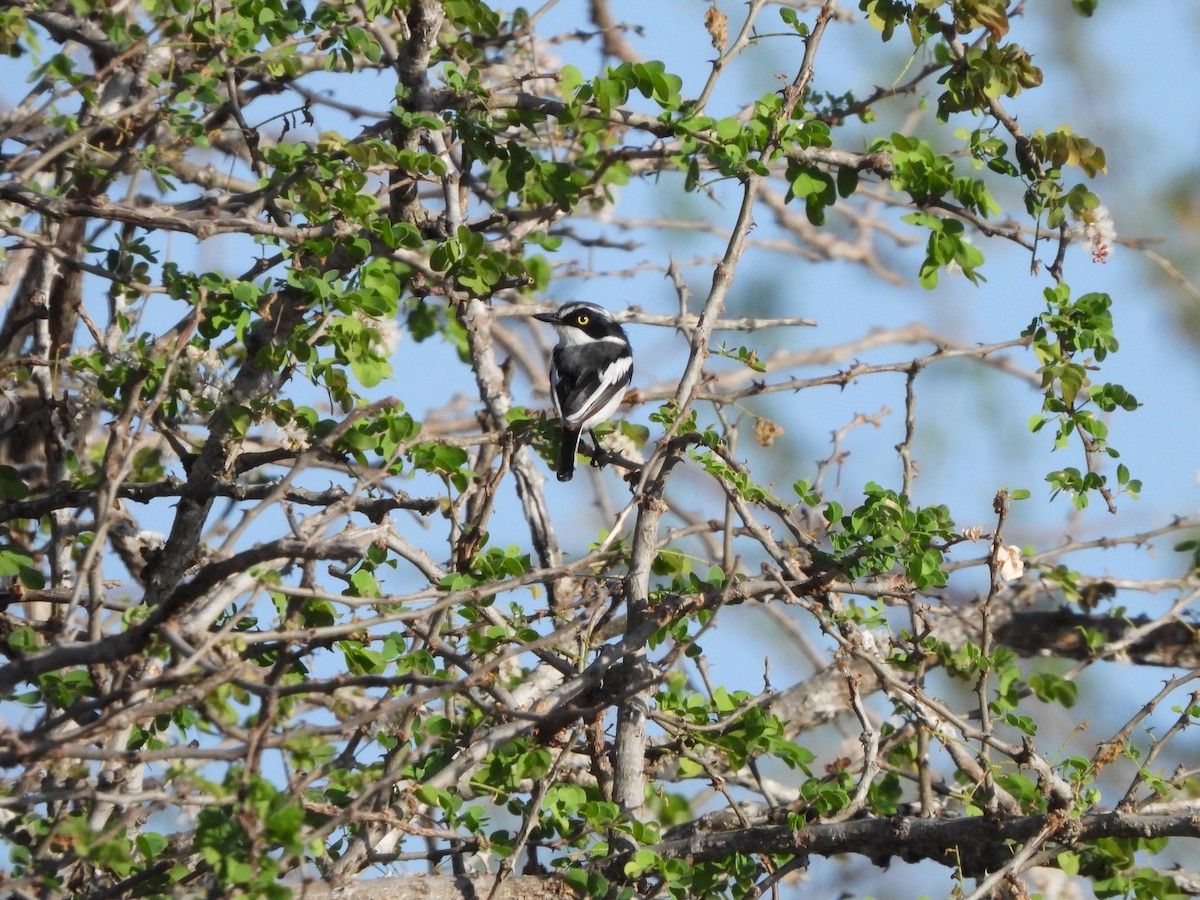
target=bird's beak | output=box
[533,310,559,324]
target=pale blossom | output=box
[754,417,784,447]
[181,344,229,404]
[996,544,1025,582]
[370,315,402,356]
[602,429,644,466]
[277,420,311,451]
[1076,204,1116,264]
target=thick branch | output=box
[600,810,1200,879]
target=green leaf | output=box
[226,404,252,437]
[561,63,583,96]
[8,626,38,652]
[0,548,33,577]
[836,165,859,198]
[339,641,387,675]
[18,565,44,590]
[0,464,29,499]
[137,832,169,858]
[1030,672,1078,708]
[349,569,381,598]
[625,848,662,878]
[350,354,391,388]
[790,168,827,198]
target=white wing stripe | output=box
[564,354,631,427]
[549,366,564,420]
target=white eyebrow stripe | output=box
[560,303,613,318]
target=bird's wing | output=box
[553,342,633,428]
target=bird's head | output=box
[533,302,626,344]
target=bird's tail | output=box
[557,426,581,481]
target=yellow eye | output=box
[577,314,589,325]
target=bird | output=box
[533,301,633,482]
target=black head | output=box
[533,302,627,341]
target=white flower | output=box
[198,382,223,404]
[1076,204,1116,264]
[181,344,229,403]
[370,316,402,356]
[277,420,311,451]
[996,544,1025,582]
[1027,867,1085,900]
[183,344,221,370]
[352,311,402,356]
